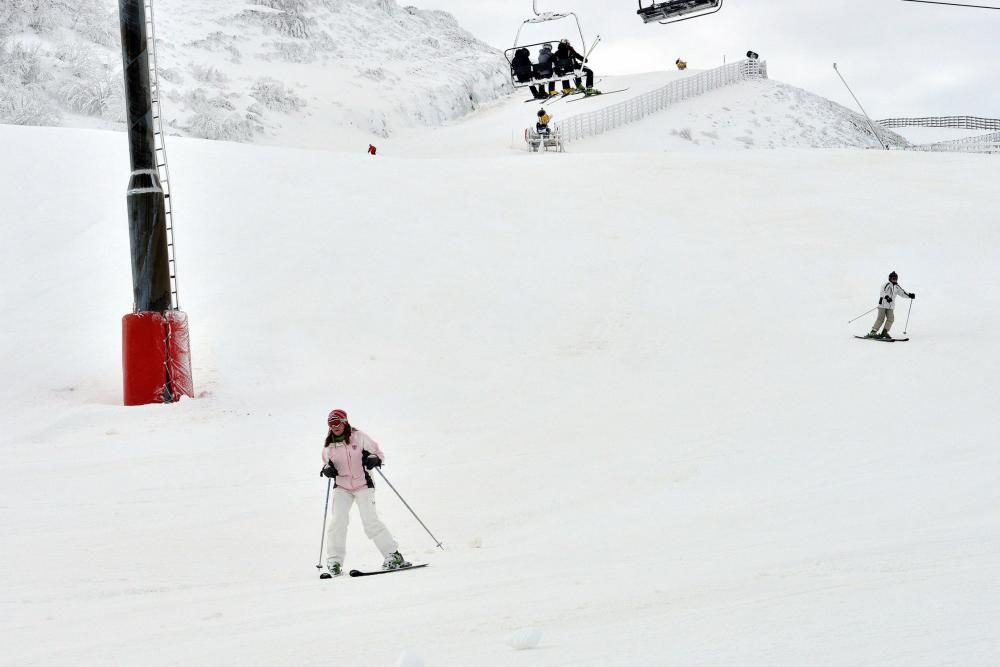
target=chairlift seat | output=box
[526,128,564,153]
[508,4,593,89]
[637,0,721,24]
[506,41,590,91]
[526,11,573,23]
[533,62,555,79]
[514,66,534,83]
[554,57,578,77]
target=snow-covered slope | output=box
[2,123,1000,665]
[573,77,910,152]
[0,0,512,148]
[391,70,909,157]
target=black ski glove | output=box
[320,462,338,478]
[364,455,382,470]
[909,293,916,299]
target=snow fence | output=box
[878,116,1000,132]
[554,59,767,144]
[910,131,1000,155]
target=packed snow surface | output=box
[2,120,1000,665]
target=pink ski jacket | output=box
[321,430,387,492]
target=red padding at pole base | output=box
[122,310,194,406]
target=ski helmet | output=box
[888,271,898,281]
[327,409,348,427]
[560,38,569,44]
[538,109,545,117]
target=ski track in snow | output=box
[1,119,1000,665]
[2,7,1000,665]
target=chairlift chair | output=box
[505,0,597,92]
[637,0,723,24]
[525,127,564,153]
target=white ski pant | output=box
[872,307,895,333]
[326,487,398,565]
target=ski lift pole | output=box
[848,307,878,324]
[373,467,444,550]
[833,63,887,149]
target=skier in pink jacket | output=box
[320,409,408,577]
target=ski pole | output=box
[903,299,913,334]
[316,478,332,570]
[848,307,878,324]
[373,467,444,550]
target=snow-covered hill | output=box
[0,0,512,148]
[2,122,999,665]
[2,0,915,155]
[392,71,909,156]
[572,77,910,152]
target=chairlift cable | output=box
[900,0,1000,8]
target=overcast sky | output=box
[406,0,999,118]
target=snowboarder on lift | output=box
[867,271,915,339]
[320,409,408,577]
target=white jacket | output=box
[877,282,911,310]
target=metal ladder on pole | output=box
[144,0,180,310]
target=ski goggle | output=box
[329,417,348,426]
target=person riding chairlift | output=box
[512,47,546,99]
[534,44,557,96]
[554,38,594,91]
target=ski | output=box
[854,336,909,342]
[524,91,571,103]
[548,90,585,104]
[319,570,343,579]
[523,78,604,104]
[566,88,630,102]
[349,563,428,577]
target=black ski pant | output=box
[563,67,594,90]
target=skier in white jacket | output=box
[867,271,915,338]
